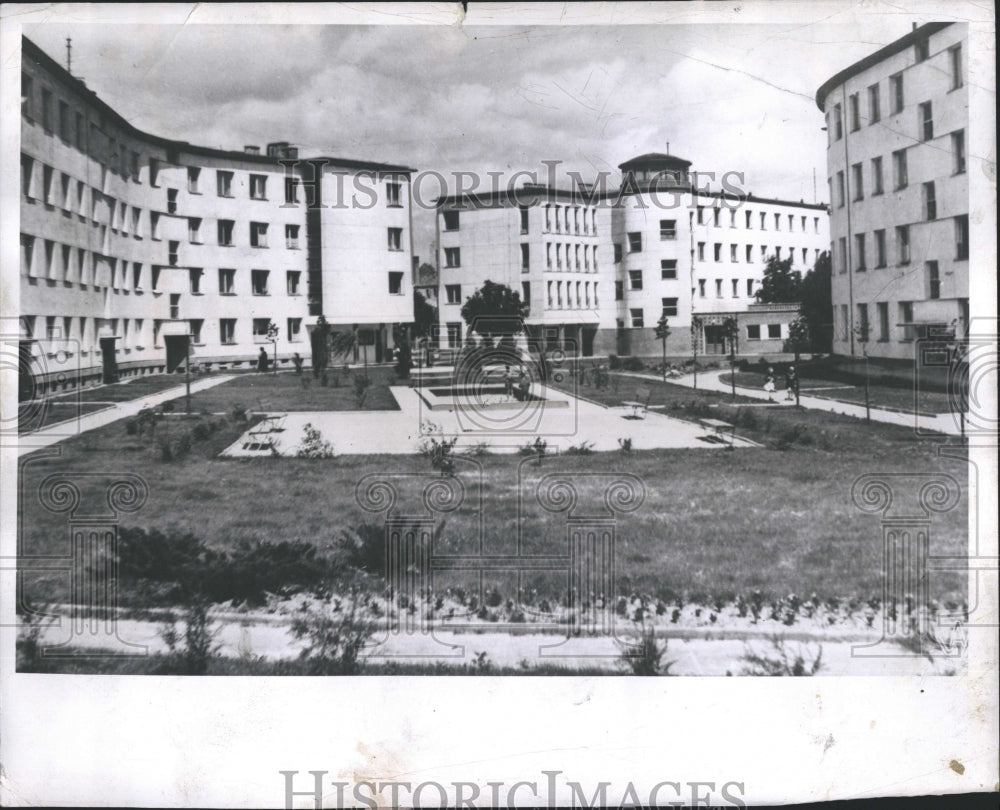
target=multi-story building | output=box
[817,22,968,361]
[18,35,413,396]
[436,153,829,359]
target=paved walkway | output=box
[620,370,966,436]
[17,375,235,457]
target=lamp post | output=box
[185,333,191,415]
[267,321,279,375]
[722,316,738,401]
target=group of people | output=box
[763,365,798,402]
[502,365,532,401]
[256,348,305,375]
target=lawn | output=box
[47,372,205,405]
[164,367,401,412]
[19,394,968,608]
[18,401,114,432]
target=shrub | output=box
[566,441,595,455]
[353,375,371,407]
[297,423,335,458]
[159,597,220,675]
[608,354,622,370]
[230,404,248,422]
[290,588,379,675]
[519,436,548,457]
[740,636,823,676]
[618,437,633,454]
[622,356,645,372]
[620,624,673,675]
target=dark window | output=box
[661,260,677,279]
[388,272,404,295]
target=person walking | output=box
[292,352,304,375]
[503,365,514,399]
[257,346,269,374]
[763,367,776,401]
[785,366,798,402]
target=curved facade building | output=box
[816,22,969,361]
[18,36,413,395]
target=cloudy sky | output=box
[25,16,919,259]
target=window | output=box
[42,165,55,205]
[250,174,267,200]
[149,158,160,187]
[151,266,162,292]
[286,270,301,295]
[218,219,235,246]
[746,279,754,298]
[41,87,53,131]
[520,206,529,234]
[868,83,881,123]
[285,176,299,204]
[445,284,461,304]
[730,210,737,228]
[522,281,531,306]
[899,302,913,342]
[521,243,530,271]
[855,233,867,271]
[743,245,752,264]
[877,302,890,341]
[21,154,35,200]
[713,243,722,262]
[892,149,908,189]
[629,308,644,328]
[217,171,233,197]
[659,219,676,240]
[955,215,969,260]
[386,182,401,207]
[856,304,869,342]
[166,188,178,214]
[131,207,141,236]
[696,206,705,224]
[836,171,845,207]
[219,268,235,294]
[628,270,643,291]
[745,210,753,228]
[730,244,738,263]
[952,130,966,174]
[661,297,678,317]
[253,318,271,342]
[188,268,203,294]
[287,318,302,343]
[21,74,34,120]
[443,211,459,231]
[774,212,781,231]
[890,73,904,113]
[923,181,936,220]
[747,324,761,340]
[251,269,270,295]
[871,156,884,195]
[775,247,782,261]
[950,45,963,90]
[697,243,705,261]
[874,229,887,268]
[168,240,179,267]
[169,294,181,320]
[715,279,723,298]
[187,167,201,193]
[627,232,642,252]
[661,260,677,279]
[132,263,143,290]
[927,261,941,299]
[849,93,860,131]
[388,272,404,295]
[731,279,739,297]
[698,279,706,298]
[20,234,35,276]
[446,323,462,348]
[250,222,268,247]
[852,163,863,200]
[615,281,624,301]
[813,217,819,234]
[713,208,721,227]
[767,324,781,339]
[58,100,70,141]
[760,245,768,262]
[760,211,766,230]
[919,102,933,141]
[285,224,300,249]
[188,217,202,243]
[444,247,461,268]
[387,228,403,251]
[896,225,910,264]
[832,103,842,139]
[837,237,847,273]
[914,37,929,62]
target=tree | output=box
[309,315,331,379]
[460,280,530,342]
[755,256,802,304]
[653,314,671,381]
[721,317,739,401]
[413,290,437,339]
[799,251,832,353]
[690,315,703,389]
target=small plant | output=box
[622,356,645,372]
[620,623,673,676]
[469,441,492,456]
[519,436,548,465]
[566,441,595,455]
[740,636,823,676]
[353,375,371,407]
[297,423,335,458]
[290,586,378,675]
[471,651,493,674]
[230,403,248,422]
[617,437,633,454]
[159,596,220,675]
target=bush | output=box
[622,357,645,372]
[618,437,633,454]
[608,354,622,370]
[290,588,379,675]
[230,404,248,422]
[159,597,219,675]
[739,637,823,676]
[297,423,335,458]
[620,624,673,675]
[566,441,595,455]
[353,375,371,407]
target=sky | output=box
[24,19,916,261]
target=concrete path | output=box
[620,370,966,436]
[17,375,235,457]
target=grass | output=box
[166,367,401,412]
[721,370,958,415]
[19,399,968,607]
[18,401,114,432]
[47,373,206,405]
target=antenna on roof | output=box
[66,37,72,75]
[665,141,670,154]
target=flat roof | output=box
[815,22,954,110]
[21,36,414,174]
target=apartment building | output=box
[817,22,969,361]
[437,153,828,358]
[18,36,413,395]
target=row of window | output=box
[838,300,946,344]
[544,280,600,310]
[442,282,535,307]
[693,242,821,266]
[440,205,597,237]
[830,131,965,207]
[617,270,758,300]
[694,207,822,234]
[542,242,600,272]
[828,41,962,143]
[833,215,968,273]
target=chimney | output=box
[244,145,260,155]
